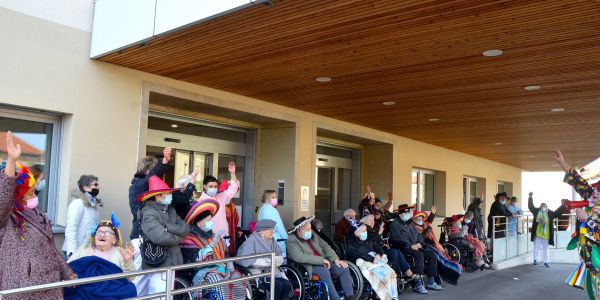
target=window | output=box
[412,169,435,211]
[463,177,479,210]
[0,106,61,221]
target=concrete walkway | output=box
[397,263,585,300]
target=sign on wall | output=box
[278,179,285,206]
[301,186,309,211]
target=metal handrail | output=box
[0,252,276,300]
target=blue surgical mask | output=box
[464,219,472,224]
[359,231,368,241]
[162,194,173,205]
[207,187,218,197]
[415,220,424,226]
[303,230,313,240]
[37,179,46,191]
[202,220,214,232]
[401,213,411,222]
[500,200,506,205]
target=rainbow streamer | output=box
[566,262,587,290]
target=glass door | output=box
[463,177,479,210]
[316,167,334,237]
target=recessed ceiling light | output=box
[428,118,439,122]
[494,142,503,145]
[315,77,332,83]
[551,108,565,112]
[382,101,396,106]
[483,49,503,57]
[524,85,541,91]
[170,124,178,128]
[528,155,536,158]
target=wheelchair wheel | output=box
[345,261,363,299]
[173,276,193,300]
[284,265,305,300]
[444,243,461,263]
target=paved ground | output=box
[396,263,585,300]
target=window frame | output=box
[412,168,436,211]
[0,105,62,224]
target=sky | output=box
[521,171,574,211]
[14,133,46,150]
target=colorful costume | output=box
[563,169,600,299]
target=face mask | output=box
[206,187,218,197]
[26,197,39,209]
[464,219,472,224]
[90,188,100,197]
[162,194,173,205]
[359,231,368,241]
[542,207,547,212]
[202,220,213,232]
[401,213,411,222]
[500,200,506,205]
[37,179,45,191]
[415,220,424,226]
[303,230,312,240]
[270,198,278,206]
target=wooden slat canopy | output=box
[97,0,600,171]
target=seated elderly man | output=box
[335,209,357,243]
[287,216,355,300]
[389,204,442,294]
[237,219,291,299]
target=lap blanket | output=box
[425,245,461,285]
[64,256,137,300]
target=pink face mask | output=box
[26,197,39,209]
[270,198,278,206]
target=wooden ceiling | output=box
[97,0,600,171]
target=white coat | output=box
[62,190,101,254]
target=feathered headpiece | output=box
[89,212,123,247]
[1,162,36,240]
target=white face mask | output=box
[464,219,472,224]
[206,187,218,197]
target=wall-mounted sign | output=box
[301,186,309,211]
[278,179,285,206]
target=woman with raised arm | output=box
[0,131,76,300]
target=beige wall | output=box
[0,7,522,239]
[363,144,394,200]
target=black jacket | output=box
[128,162,169,240]
[346,231,384,263]
[389,218,423,251]
[467,201,484,239]
[172,183,197,220]
[528,196,565,246]
[487,200,512,238]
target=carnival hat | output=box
[451,214,464,223]
[288,215,315,234]
[396,204,415,214]
[90,212,123,247]
[136,176,178,202]
[184,199,220,224]
[411,210,428,220]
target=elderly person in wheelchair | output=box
[347,217,398,300]
[287,216,356,300]
[449,213,490,270]
[179,200,248,299]
[236,219,291,299]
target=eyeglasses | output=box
[96,230,115,237]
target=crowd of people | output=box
[0,131,579,300]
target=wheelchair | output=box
[286,259,363,300]
[438,217,479,272]
[173,268,253,300]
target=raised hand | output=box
[553,148,570,172]
[228,161,236,174]
[120,243,135,265]
[4,131,21,176]
[162,147,172,164]
[430,205,437,215]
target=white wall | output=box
[0,0,93,31]
[522,171,573,211]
